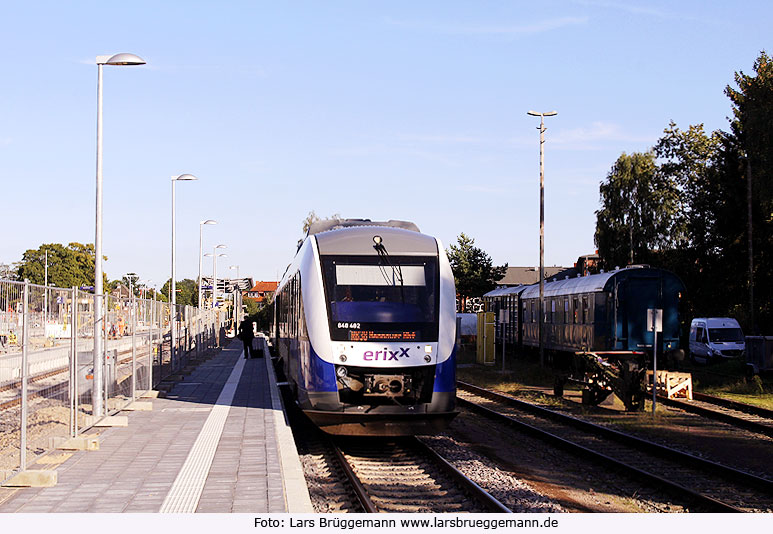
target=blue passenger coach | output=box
[484,266,686,410]
[273,219,458,436]
[485,265,685,359]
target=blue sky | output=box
[1,1,770,288]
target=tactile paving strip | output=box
[159,355,246,513]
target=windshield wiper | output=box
[373,235,404,302]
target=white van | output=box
[689,318,745,362]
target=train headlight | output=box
[339,354,347,362]
[336,366,348,378]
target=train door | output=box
[623,276,661,352]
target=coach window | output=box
[563,298,569,324]
[573,298,579,324]
[582,296,589,324]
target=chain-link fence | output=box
[0,278,229,479]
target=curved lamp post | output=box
[170,173,198,370]
[93,52,145,417]
[205,246,227,309]
[198,220,217,309]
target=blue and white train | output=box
[272,219,458,436]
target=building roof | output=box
[247,281,278,293]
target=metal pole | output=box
[198,225,204,355]
[198,223,203,312]
[501,310,506,373]
[131,280,136,400]
[652,326,657,415]
[44,250,48,326]
[539,115,545,368]
[150,290,155,390]
[213,252,218,347]
[70,286,78,437]
[212,249,218,312]
[171,179,177,371]
[527,110,557,367]
[93,62,105,417]
[103,294,109,412]
[20,280,29,470]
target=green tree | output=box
[15,243,106,288]
[244,298,260,317]
[594,152,678,269]
[654,122,722,254]
[160,278,198,307]
[724,50,773,330]
[446,233,507,312]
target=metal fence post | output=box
[103,294,108,413]
[71,286,78,437]
[131,292,136,400]
[148,298,156,391]
[20,279,29,470]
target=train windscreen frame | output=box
[320,255,439,342]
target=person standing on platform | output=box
[238,317,255,359]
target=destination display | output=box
[348,330,418,342]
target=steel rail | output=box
[331,436,511,513]
[656,395,773,438]
[693,391,773,419]
[330,442,379,513]
[410,436,512,513]
[458,381,773,494]
[456,395,740,513]
[458,383,773,511]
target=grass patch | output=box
[457,349,575,407]
[681,357,773,407]
[457,346,773,409]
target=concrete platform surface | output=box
[0,340,312,513]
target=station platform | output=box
[0,340,312,513]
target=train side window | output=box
[550,300,556,323]
[573,298,579,324]
[582,296,589,324]
[563,298,569,324]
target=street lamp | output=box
[230,265,240,325]
[170,173,198,370]
[93,52,145,417]
[198,220,217,309]
[205,248,226,348]
[204,246,227,309]
[527,110,557,367]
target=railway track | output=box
[281,374,510,514]
[0,346,153,411]
[332,436,511,513]
[656,392,773,438]
[457,381,773,513]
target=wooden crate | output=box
[647,370,693,400]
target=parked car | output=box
[689,317,745,363]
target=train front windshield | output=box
[321,255,439,342]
